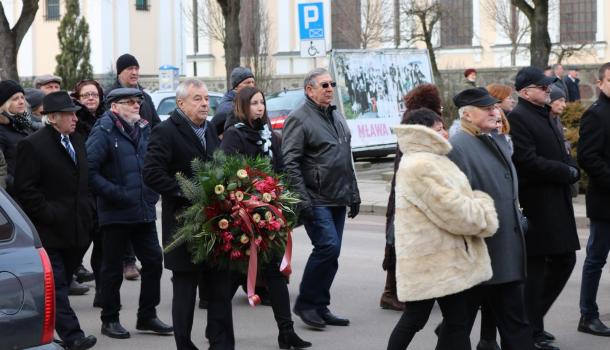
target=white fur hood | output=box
[394,124,452,156]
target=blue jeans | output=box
[580,219,610,319]
[295,206,346,311]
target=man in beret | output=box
[86,88,172,339]
[507,67,580,350]
[213,66,255,136]
[34,74,62,95]
[14,91,97,350]
[448,87,534,349]
[107,53,161,281]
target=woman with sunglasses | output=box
[220,86,311,349]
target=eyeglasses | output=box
[526,85,551,92]
[79,92,99,99]
[115,99,143,106]
[320,81,337,89]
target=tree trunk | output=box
[217,0,241,89]
[528,5,551,69]
[424,37,442,89]
[0,0,39,81]
[510,44,517,66]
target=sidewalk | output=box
[356,163,590,229]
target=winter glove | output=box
[348,202,360,219]
[568,166,580,184]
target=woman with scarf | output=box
[72,79,106,139]
[0,80,35,193]
[220,86,311,349]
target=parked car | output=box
[149,90,224,121]
[0,188,60,350]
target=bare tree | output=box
[0,0,39,81]
[483,0,529,66]
[360,0,393,49]
[402,0,443,86]
[511,0,551,69]
[240,0,272,92]
[551,42,594,65]
[188,0,225,43]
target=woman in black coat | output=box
[220,87,310,349]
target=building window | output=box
[45,0,60,21]
[136,0,150,11]
[439,0,473,47]
[560,0,596,43]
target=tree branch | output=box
[12,0,38,49]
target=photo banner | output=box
[330,49,434,150]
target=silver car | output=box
[0,188,62,349]
[149,90,223,121]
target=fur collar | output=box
[394,124,451,155]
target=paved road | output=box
[70,214,610,349]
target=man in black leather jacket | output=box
[282,67,360,329]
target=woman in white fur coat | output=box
[387,108,499,350]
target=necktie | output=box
[62,135,77,164]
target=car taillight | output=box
[270,115,287,129]
[38,248,55,344]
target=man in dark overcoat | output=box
[448,88,534,350]
[577,62,610,337]
[13,91,97,350]
[143,79,234,350]
[507,67,581,350]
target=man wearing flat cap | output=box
[448,87,534,350]
[108,53,161,128]
[507,67,580,350]
[34,74,62,95]
[14,91,97,350]
[213,66,255,136]
[86,88,172,340]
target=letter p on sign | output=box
[304,5,318,29]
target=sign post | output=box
[297,1,326,58]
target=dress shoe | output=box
[476,339,501,350]
[68,280,89,295]
[66,335,97,350]
[534,340,559,350]
[75,265,95,283]
[293,307,325,329]
[123,263,140,280]
[101,321,130,339]
[278,329,312,349]
[318,309,350,326]
[380,292,405,311]
[539,330,556,341]
[136,317,174,335]
[577,316,610,336]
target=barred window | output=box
[45,0,60,21]
[440,0,473,47]
[560,0,596,43]
[136,0,150,11]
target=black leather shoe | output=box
[75,265,95,283]
[69,280,89,295]
[578,316,610,336]
[101,321,130,339]
[534,340,559,350]
[476,339,501,350]
[136,317,174,335]
[293,307,325,329]
[278,330,312,349]
[318,309,350,326]
[540,330,556,341]
[67,335,97,350]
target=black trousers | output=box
[100,222,163,323]
[525,252,576,338]
[466,282,534,350]
[386,290,470,350]
[172,269,234,350]
[480,300,497,342]
[47,248,86,345]
[90,225,102,291]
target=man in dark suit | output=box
[564,68,581,102]
[143,79,234,350]
[13,91,97,350]
[577,62,610,337]
[449,88,534,350]
[508,67,581,350]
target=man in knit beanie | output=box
[212,66,255,136]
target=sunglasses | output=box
[319,81,337,89]
[116,98,143,106]
[527,85,551,92]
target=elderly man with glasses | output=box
[86,88,172,340]
[282,67,361,329]
[507,67,581,350]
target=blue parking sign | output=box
[298,2,324,40]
